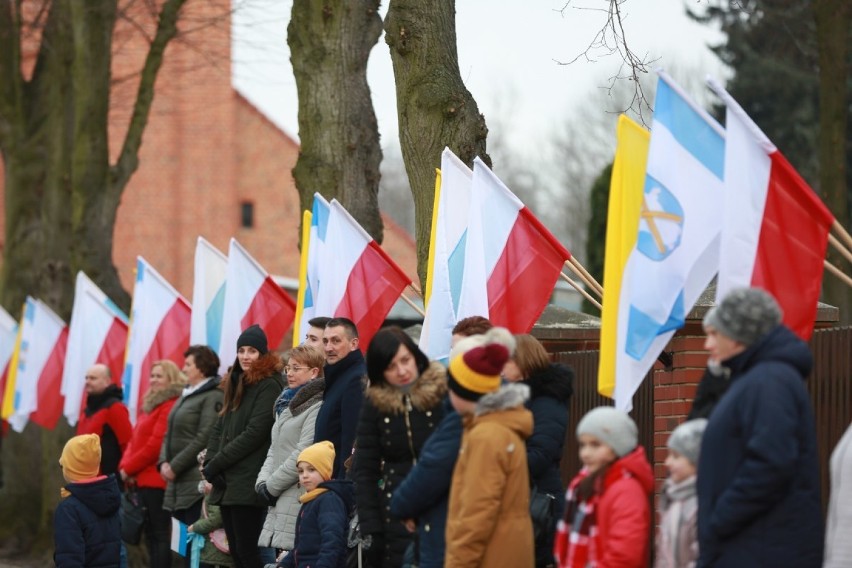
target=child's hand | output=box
[187,524,194,533]
[402,519,416,533]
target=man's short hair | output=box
[308,316,331,329]
[325,317,359,340]
[452,316,493,338]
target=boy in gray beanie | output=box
[655,419,707,568]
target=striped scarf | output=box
[554,468,600,568]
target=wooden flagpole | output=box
[831,220,852,254]
[560,272,603,310]
[824,260,852,289]
[400,293,426,317]
[828,233,852,266]
[565,257,603,297]
[408,283,423,298]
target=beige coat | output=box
[445,383,535,568]
[256,378,324,550]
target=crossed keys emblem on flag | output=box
[638,185,684,261]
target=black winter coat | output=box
[279,480,355,568]
[389,399,461,568]
[314,349,366,478]
[697,326,823,568]
[54,475,121,568]
[205,353,286,507]
[354,362,446,567]
[525,363,573,567]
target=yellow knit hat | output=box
[448,327,515,401]
[297,441,335,481]
[60,434,102,482]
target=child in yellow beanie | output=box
[54,434,122,567]
[275,441,354,568]
[445,327,535,567]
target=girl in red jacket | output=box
[554,407,654,568]
[119,360,185,567]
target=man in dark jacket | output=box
[313,317,365,478]
[697,287,823,568]
[76,364,132,478]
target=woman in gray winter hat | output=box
[696,287,823,567]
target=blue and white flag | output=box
[614,72,725,410]
[294,193,330,343]
[420,148,473,361]
[190,237,227,353]
[171,518,188,556]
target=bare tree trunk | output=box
[288,0,384,244]
[814,0,851,322]
[384,0,489,285]
[0,0,187,548]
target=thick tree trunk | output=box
[0,0,186,550]
[288,0,384,243]
[814,0,851,323]
[384,0,489,285]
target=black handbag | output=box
[529,486,557,540]
[120,489,146,545]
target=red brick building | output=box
[1,1,417,303]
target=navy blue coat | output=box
[54,475,121,568]
[389,399,462,568]
[279,480,354,568]
[314,350,366,478]
[697,326,823,568]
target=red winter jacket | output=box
[596,447,654,567]
[119,389,180,489]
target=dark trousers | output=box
[221,504,266,568]
[138,487,173,568]
[173,500,204,568]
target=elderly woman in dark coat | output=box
[502,334,574,568]
[353,327,447,567]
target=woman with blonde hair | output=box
[256,344,325,556]
[119,360,186,567]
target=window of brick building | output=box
[241,201,254,229]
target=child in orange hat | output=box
[54,434,121,567]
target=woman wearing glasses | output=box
[255,344,325,559]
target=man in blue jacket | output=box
[314,317,365,478]
[697,287,823,568]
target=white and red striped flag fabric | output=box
[457,158,571,332]
[315,200,412,350]
[219,239,296,369]
[123,257,191,422]
[709,79,835,339]
[62,272,129,426]
[3,297,67,432]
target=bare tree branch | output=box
[555,0,656,125]
[110,0,188,194]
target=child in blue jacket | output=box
[277,441,354,568]
[54,434,121,568]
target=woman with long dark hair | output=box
[354,327,447,567]
[203,325,285,568]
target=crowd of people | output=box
[52,287,852,568]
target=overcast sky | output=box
[231,0,727,150]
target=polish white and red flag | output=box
[709,79,835,340]
[219,239,296,370]
[315,200,412,350]
[0,306,19,429]
[62,272,129,426]
[3,297,68,432]
[457,158,571,332]
[123,257,191,422]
